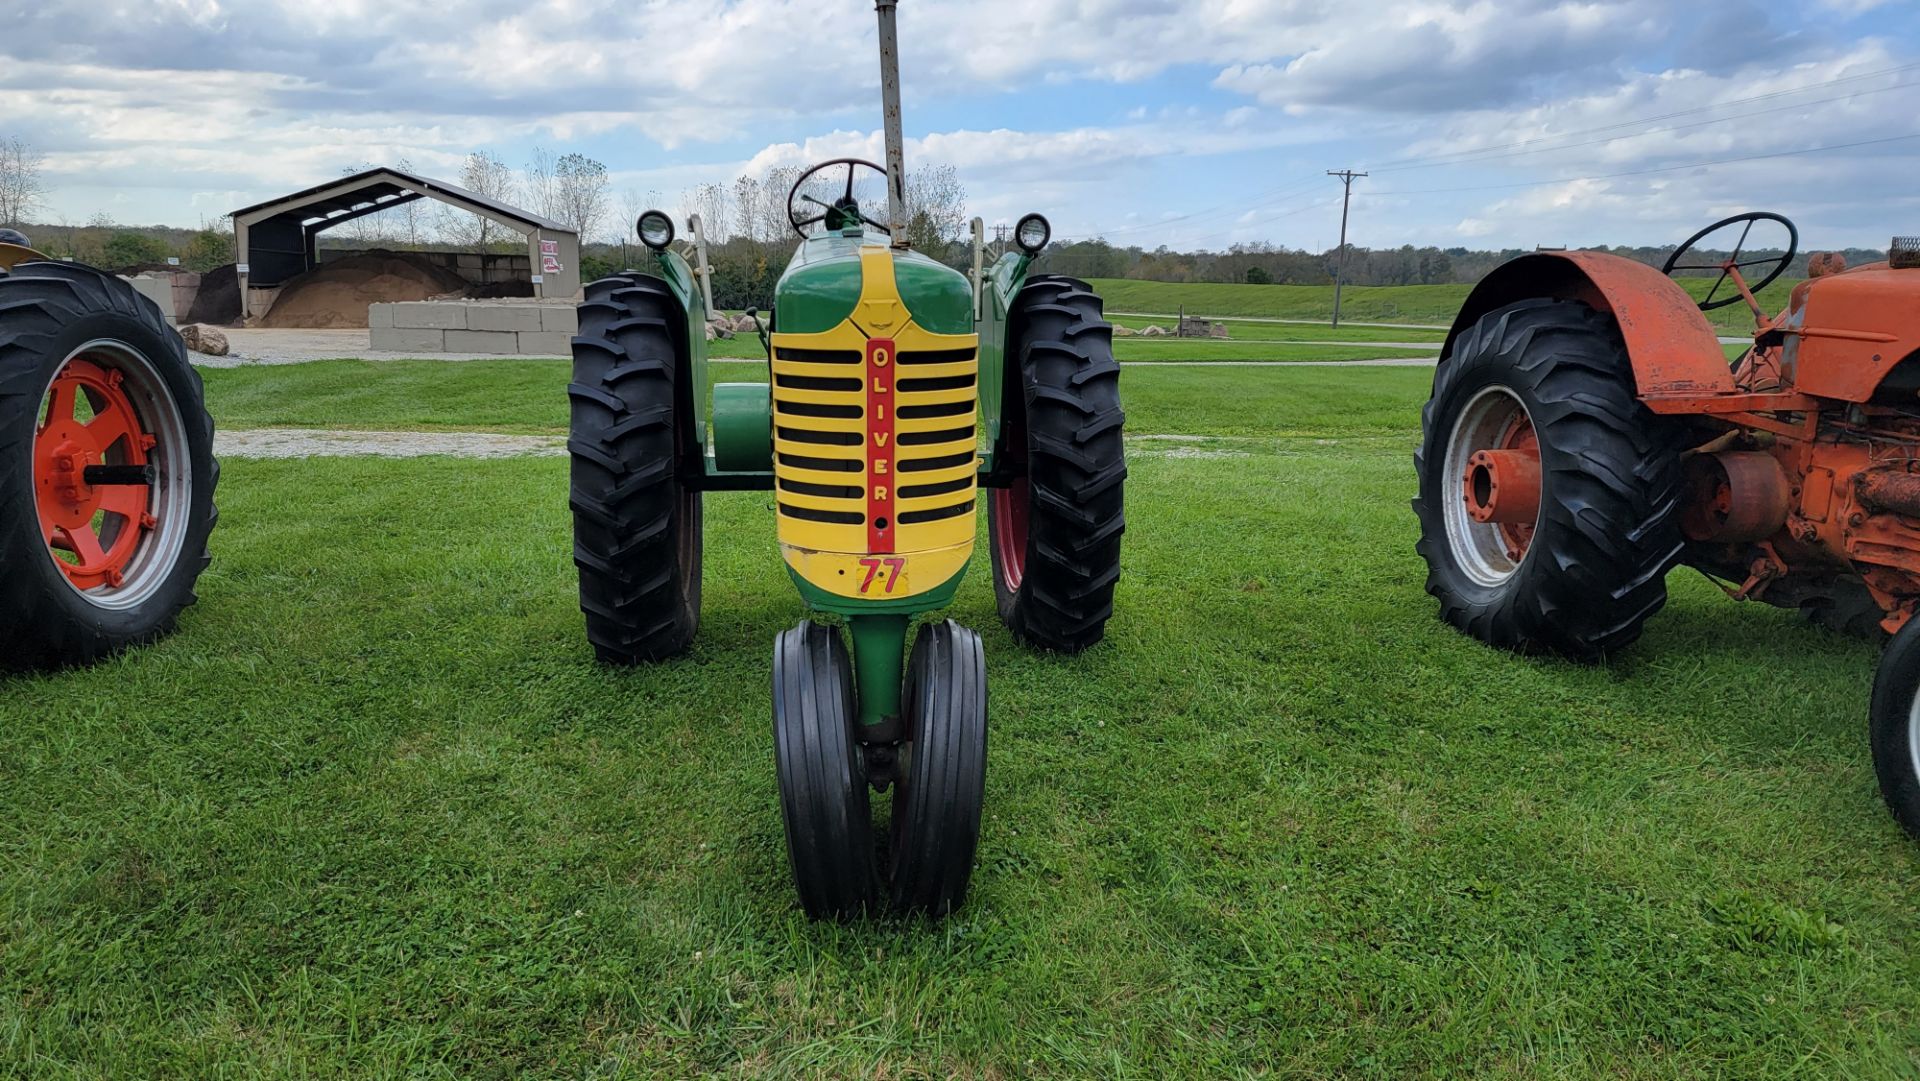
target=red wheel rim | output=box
[34,355,157,591]
[991,478,1030,593]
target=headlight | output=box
[1014,213,1051,254]
[638,211,676,251]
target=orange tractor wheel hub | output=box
[32,357,156,590]
[1462,416,1540,558]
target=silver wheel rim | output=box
[1907,687,1920,788]
[1441,385,1537,588]
[38,338,193,611]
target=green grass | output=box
[199,360,1442,437]
[1089,276,1801,332]
[1108,314,1447,344]
[7,362,1920,1076]
[709,329,1428,363]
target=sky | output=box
[3,0,1918,253]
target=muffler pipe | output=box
[875,0,909,250]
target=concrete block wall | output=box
[368,302,578,355]
[121,275,178,325]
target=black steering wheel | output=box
[787,158,891,238]
[1661,211,1798,311]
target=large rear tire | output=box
[773,620,879,919]
[887,620,988,915]
[1870,617,1920,842]
[1414,298,1687,661]
[568,273,701,664]
[0,261,217,671]
[988,275,1126,653]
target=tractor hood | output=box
[774,231,973,337]
[1781,262,1920,402]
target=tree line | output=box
[2,131,1889,300]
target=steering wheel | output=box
[787,158,891,238]
[1661,211,1798,311]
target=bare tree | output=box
[0,136,48,228]
[730,175,762,242]
[896,163,967,263]
[620,188,650,245]
[552,153,609,240]
[440,151,518,250]
[390,156,428,248]
[523,146,557,222]
[680,182,729,241]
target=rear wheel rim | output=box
[1907,685,1920,789]
[32,340,191,610]
[990,480,1030,594]
[1441,385,1539,588]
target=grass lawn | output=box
[705,330,1431,363]
[1107,315,1448,344]
[6,361,1918,1077]
[1089,276,1801,333]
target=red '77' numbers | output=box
[858,557,905,594]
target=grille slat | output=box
[898,500,974,525]
[777,426,861,447]
[775,372,862,393]
[777,348,861,364]
[776,399,862,420]
[897,348,975,365]
[897,450,976,473]
[898,425,974,447]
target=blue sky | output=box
[3,0,1917,252]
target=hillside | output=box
[1087,275,1804,331]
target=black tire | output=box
[1414,298,1688,661]
[569,273,701,664]
[772,620,878,919]
[1870,617,1920,842]
[1800,579,1890,641]
[0,261,217,672]
[988,275,1126,653]
[888,620,988,915]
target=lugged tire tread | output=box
[1413,297,1687,661]
[568,272,701,664]
[989,275,1127,653]
[0,261,217,672]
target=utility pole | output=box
[1327,169,1366,328]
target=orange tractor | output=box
[1416,214,1920,840]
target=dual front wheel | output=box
[773,619,987,918]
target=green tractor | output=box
[566,1,1127,918]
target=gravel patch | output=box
[216,428,565,459]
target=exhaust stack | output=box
[875,0,909,249]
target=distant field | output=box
[706,327,1430,363]
[1087,275,1802,332]
[1108,314,1447,344]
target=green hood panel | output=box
[774,230,974,335]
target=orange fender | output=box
[1443,251,1734,399]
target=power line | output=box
[1327,169,1366,328]
[1367,131,1920,196]
[1362,59,1920,172]
[1368,78,1920,174]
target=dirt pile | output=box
[260,250,471,329]
[187,264,241,326]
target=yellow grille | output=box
[770,245,979,600]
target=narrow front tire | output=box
[887,620,988,915]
